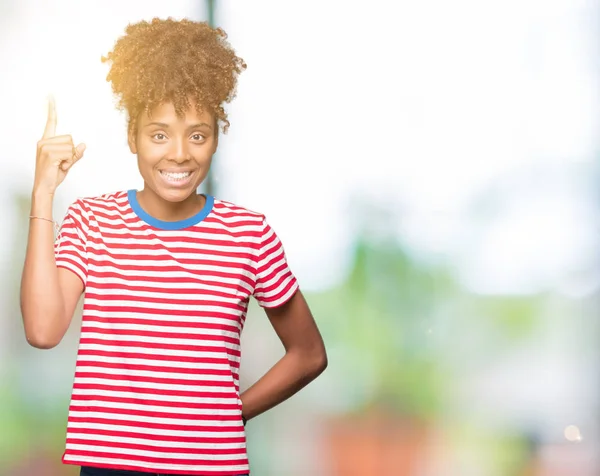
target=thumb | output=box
[60,143,86,172]
[73,143,86,161]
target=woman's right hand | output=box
[33,97,86,196]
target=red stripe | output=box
[65,449,248,466]
[87,229,261,242]
[87,259,255,286]
[76,349,239,367]
[68,416,242,433]
[81,325,240,339]
[257,256,286,280]
[88,257,255,274]
[81,307,246,325]
[70,394,240,411]
[89,246,253,260]
[69,406,240,422]
[67,427,244,443]
[74,372,235,387]
[82,315,244,329]
[72,383,236,399]
[67,438,244,455]
[75,361,239,378]
[56,258,86,278]
[212,201,261,215]
[77,344,240,360]
[63,459,248,475]
[84,272,252,290]
[86,282,246,300]
[205,217,260,228]
[80,333,240,351]
[256,266,294,293]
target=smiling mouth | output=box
[159,170,193,181]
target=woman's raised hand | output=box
[33,97,86,195]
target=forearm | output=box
[240,348,327,421]
[20,192,66,348]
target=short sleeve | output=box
[54,200,88,287]
[252,216,299,308]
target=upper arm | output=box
[55,199,88,326]
[251,215,326,361]
[58,267,84,324]
[264,290,326,360]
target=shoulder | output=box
[70,190,129,214]
[75,190,129,208]
[62,191,130,226]
[211,197,266,226]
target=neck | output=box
[137,187,206,222]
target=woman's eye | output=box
[191,134,205,141]
[153,133,166,140]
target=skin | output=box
[20,98,328,424]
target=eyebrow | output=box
[144,122,213,130]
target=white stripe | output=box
[86,287,249,305]
[75,354,237,371]
[105,219,261,235]
[81,322,242,335]
[81,327,240,341]
[85,276,249,293]
[66,443,247,461]
[255,269,295,297]
[74,378,235,393]
[66,421,244,438]
[82,314,244,329]
[69,432,245,449]
[262,280,299,308]
[82,300,245,319]
[71,388,239,404]
[74,366,238,384]
[68,411,240,428]
[81,317,241,333]
[69,399,240,416]
[79,336,242,356]
[85,247,256,266]
[87,225,261,242]
[256,255,289,285]
[87,263,256,284]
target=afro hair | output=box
[101,17,246,133]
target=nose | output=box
[169,139,190,163]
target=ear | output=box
[127,122,137,154]
[212,118,219,151]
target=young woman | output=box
[20,18,327,476]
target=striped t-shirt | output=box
[54,190,299,475]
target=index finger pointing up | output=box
[42,95,57,139]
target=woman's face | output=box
[128,101,218,203]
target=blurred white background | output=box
[1,1,599,475]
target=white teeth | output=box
[161,171,191,181]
